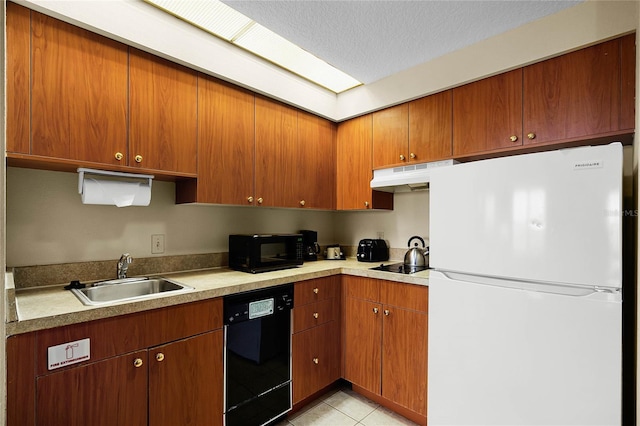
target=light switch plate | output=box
[152,234,165,254]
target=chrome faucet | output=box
[117,253,133,279]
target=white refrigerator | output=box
[427,143,623,425]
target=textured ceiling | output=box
[221,0,583,85]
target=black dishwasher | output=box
[223,284,293,426]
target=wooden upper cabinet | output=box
[337,115,393,210]
[409,90,453,162]
[372,104,408,168]
[129,49,197,174]
[196,76,255,205]
[453,69,523,156]
[524,37,628,145]
[297,112,336,209]
[6,2,31,155]
[619,34,636,131]
[255,97,298,207]
[29,9,128,164]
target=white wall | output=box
[6,167,338,266]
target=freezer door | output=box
[429,143,623,288]
[427,271,622,426]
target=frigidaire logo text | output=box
[574,161,602,169]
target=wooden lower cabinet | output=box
[36,350,148,426]
[149,330,223,426]
[292,277,341,404]
[343,277,429,424]
[8,299,224,426]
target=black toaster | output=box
[357,239,389,262]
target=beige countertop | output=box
[6,259,429,336]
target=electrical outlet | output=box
[377,231,385,240]
[151,234,165,254]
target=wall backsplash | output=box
[6,167,429,267]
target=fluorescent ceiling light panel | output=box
[144,0,362,93]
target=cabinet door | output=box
[6,2,31,154]
[255,97,298,207]
[297,111,336,209]
[372,104,409,168]
[524,38,624,145]
[453,69,523,156]
[149,330,223,426]
[343,297,382,394]
[293,321,341,404]
[197,76,255,205]
[382,306,428,416]
[129,49,197,174]
[337,114,392,210]
[31,10,128,164]
[36,351,148,426]
[409,90,453,162]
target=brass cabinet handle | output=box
[247,196,254,203]
[313,312,319,319]
[364,201,369,208]
[509,135,518,142]
[155,353,165,362]
[300,200,306,206]
[134,155,143,163]
[384,309,390,316]
[527,132,536,140]
[410,152,416,159]
[313,287,319,294]
[313,358,319,365]
[133,358,143,368]
[373,307,379,314]
[399,154,406,161]
[257,197,263,204]
[114,152,123,161]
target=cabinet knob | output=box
[300,200,306,206]
[313,287,319,294]
[247,196,254,203]
[400,154,406,161]
[527,132,536,140]
[384,309,390,316]
[114,152,123,161]
[313,312,319,319]
[313,358,319,365]
[257,197,263,204]
[364,201,369,208]
[155,353,165,362]
[133,358,143,368]
[509,135,518,143]
[134,155,143,163]
[410,152,416,159]
[373,307,379,314]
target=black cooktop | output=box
[370,262,429,274]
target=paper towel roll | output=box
[81,178,151,207]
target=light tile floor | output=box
[277,387,418,426]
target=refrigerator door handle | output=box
[438,271,621,301]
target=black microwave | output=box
[229,234,304,273]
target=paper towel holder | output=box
[78,168,155,206]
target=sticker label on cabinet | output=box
[47,338,90,370]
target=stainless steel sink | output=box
[71,277,193,306]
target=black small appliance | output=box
[357,239,389,262]
[300,230,320,261]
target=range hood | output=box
[370,159,458,192]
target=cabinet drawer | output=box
[293,298,338,333]
[381,281,428,313]
[35,298,223,376]
[295,276,340,306]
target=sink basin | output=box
[71,277,193,306]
